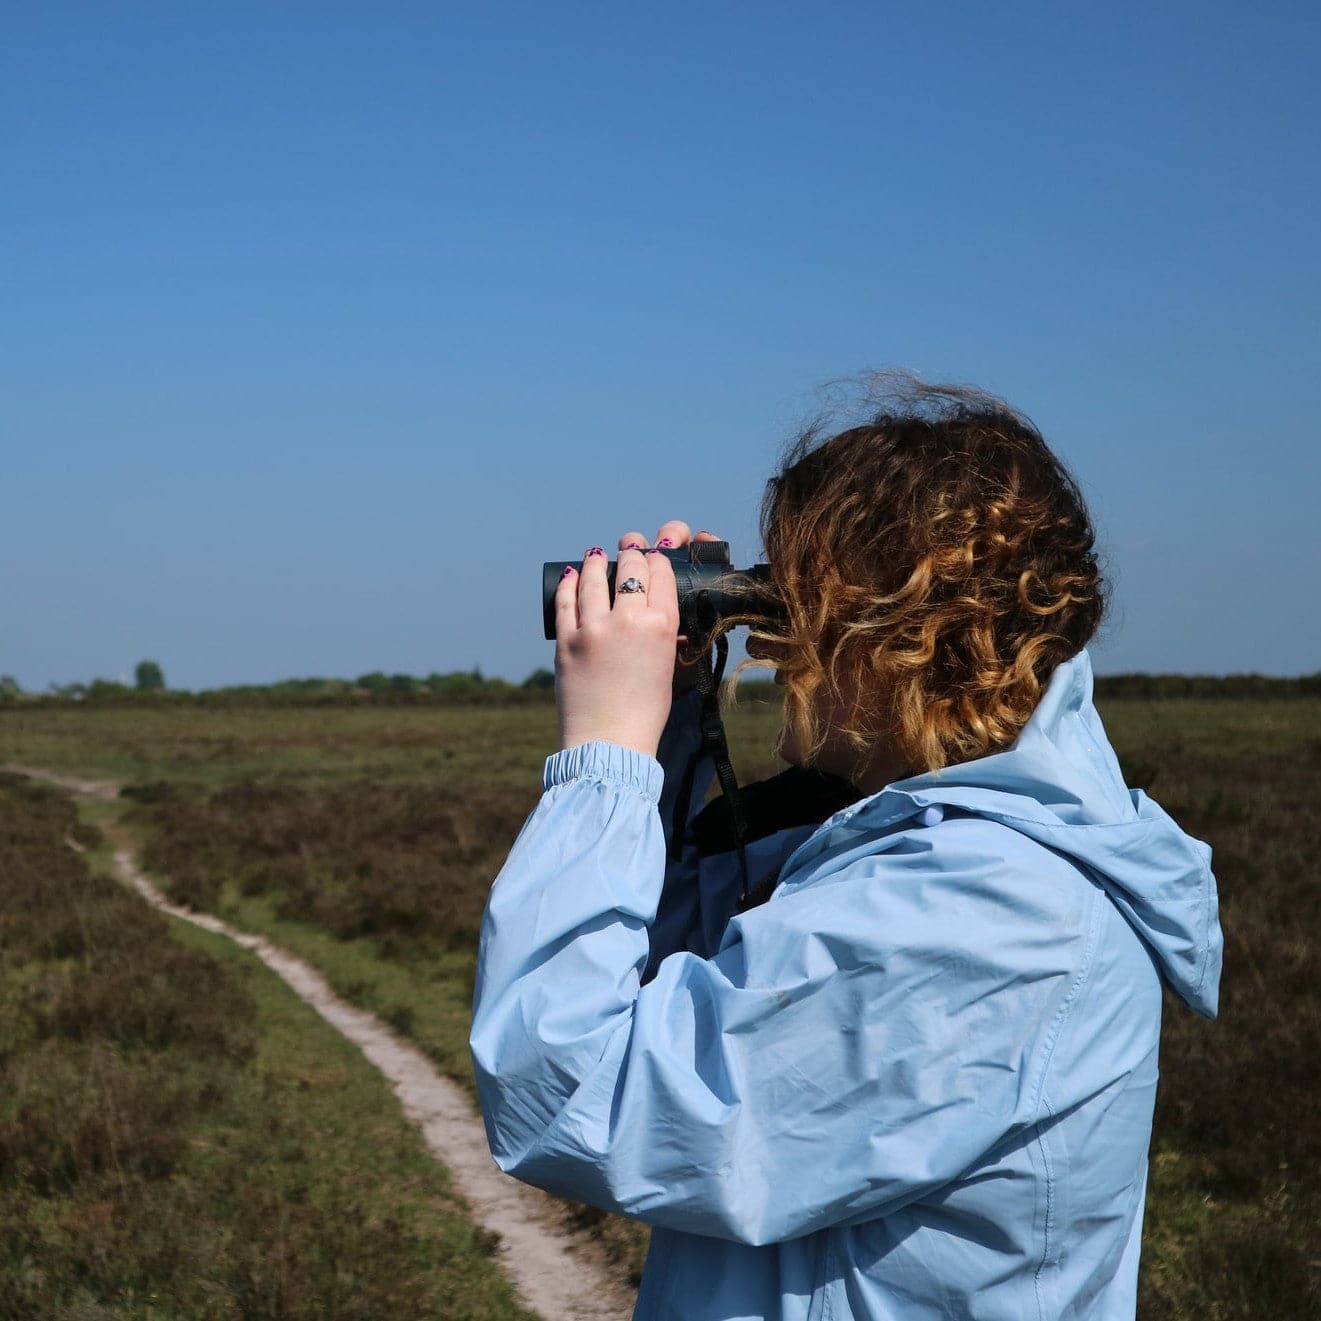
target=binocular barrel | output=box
[541,542,774,640]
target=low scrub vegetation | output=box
[0,773,533,1319]
[124,777,534,958]
[1127,734,1321,1318]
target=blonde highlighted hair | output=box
[730,374,1105,774]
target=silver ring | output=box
[617,577,646,595]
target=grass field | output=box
[2,695,1318,1317]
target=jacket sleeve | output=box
[470,741,1084,1246]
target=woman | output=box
[470,378,1222,1320]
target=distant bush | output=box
[426,669,482,698]
[135,659,167,692]
[87,678,135,701]
[199,678,355,705]
[47,681,88,701]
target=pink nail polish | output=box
[657,538,675,547]
[561,565,575,578]
[644,547,661,555]
[625,542,644,550]
[587,546,606,557]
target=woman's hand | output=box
[555,521,719,756]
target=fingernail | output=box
[587,546,605,557]
[697,530,712,537]
[624,542,644,550]
[644,547,661,555]
[657,538,675,547]
[561,565,576,578]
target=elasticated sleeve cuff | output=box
[543,741,665,803]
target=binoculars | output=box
[541,542,776,640]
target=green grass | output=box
[0,705,563,788]
[1100,697,1321,757]
[0,692,793,790]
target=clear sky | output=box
[4,2,1318,690]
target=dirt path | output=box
[6,765,636,1321]
[3,764,122,801]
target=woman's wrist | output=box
[558,730,662,758]
[544,740,665,801]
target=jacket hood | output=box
[788,650,1223,1018]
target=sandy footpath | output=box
[5,764,636,1321]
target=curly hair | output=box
[731,373,1105,775]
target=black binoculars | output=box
[541,542,776,640]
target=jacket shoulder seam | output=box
[1030,879,1104,1114]
[1028,881,1105,1318]
[1193,859,1216,1003]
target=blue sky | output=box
[4,2,1318,689]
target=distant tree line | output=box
[1093,672,1321,700]
[3,665,1318,709]
[0,663,560,708]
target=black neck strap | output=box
[681,593,751,901]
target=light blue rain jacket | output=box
[470,651,1222,1320]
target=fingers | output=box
[651,521,721,549]
[613,545,650,612]
[573,525,716,635]
[653,519,691,550]
[643,543,679,625]
[554,564,579,638]
[640,522,717,643]
[576,546,611,625]
[562,539,677,643]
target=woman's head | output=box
[740,373,1104,779]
